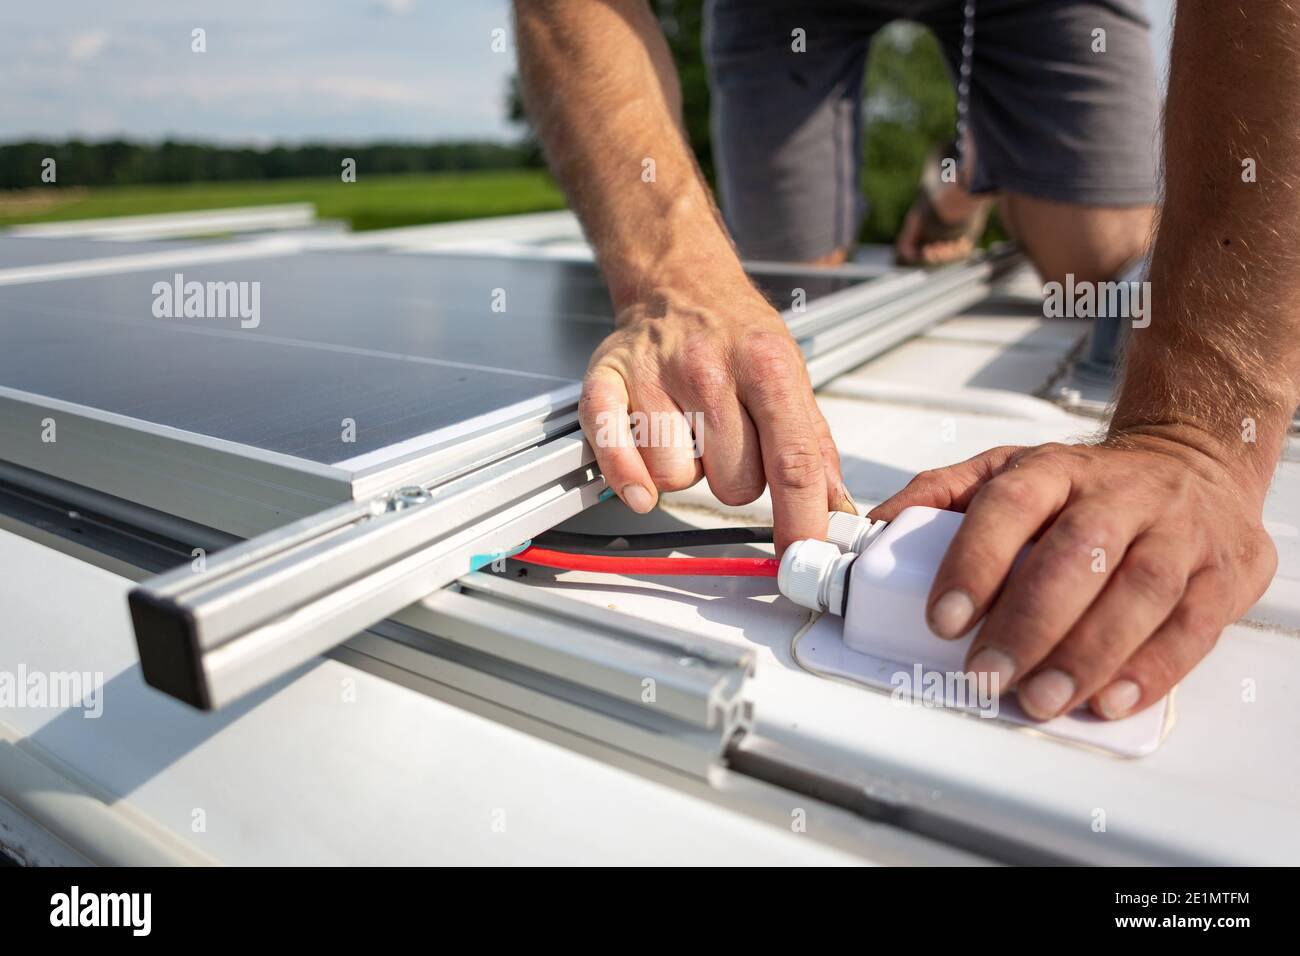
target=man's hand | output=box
[871,429,1277,720]
[869,0,1300,722]
[581,285,845,553]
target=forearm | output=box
[514,0,753,311]
[1112,1,1300,495]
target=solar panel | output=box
[0,240,871,532]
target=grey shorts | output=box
[705,0,1161,260]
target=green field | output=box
[0,170,568,232]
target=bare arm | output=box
[515,0,848,551]
[874,1,1296,720]
[1114,0,1300,477]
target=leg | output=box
[705,0,885,263]
[920,0,1161,279]
[999,195,1155,285]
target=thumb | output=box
[869,445,1024,522]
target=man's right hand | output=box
[515,0,848,548]
[579,285,846,553]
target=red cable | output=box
[514,546,779,577]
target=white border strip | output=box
[8,203,315,241]
[0,234,305,286]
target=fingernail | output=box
[967,647,1016,696]
[1096,679,1141,720]
[622,484,654,513]
[929,589,974,638]
[834,487,859,516]
[1018,668,1075,721]
[825,468,859,516]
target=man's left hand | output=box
[870,432,1277,720]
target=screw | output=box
[386,485,430,512]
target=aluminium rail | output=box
[0,460,751,783]
[346,571,757,779]
[129,434,604,709]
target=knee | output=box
[1007,199,1155,285]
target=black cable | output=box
[532,526,773,552]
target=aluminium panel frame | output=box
[0,385,353,538]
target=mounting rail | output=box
[129,433,604,709]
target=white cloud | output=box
[125,70,428,108]
[66,30,108,62]
[370,0,415,16]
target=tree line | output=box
[0,139,537,190]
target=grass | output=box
[0,169,568,232]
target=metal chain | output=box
[954,0,977,175]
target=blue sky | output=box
[3,0,1174,144]
[3,0,522,143]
